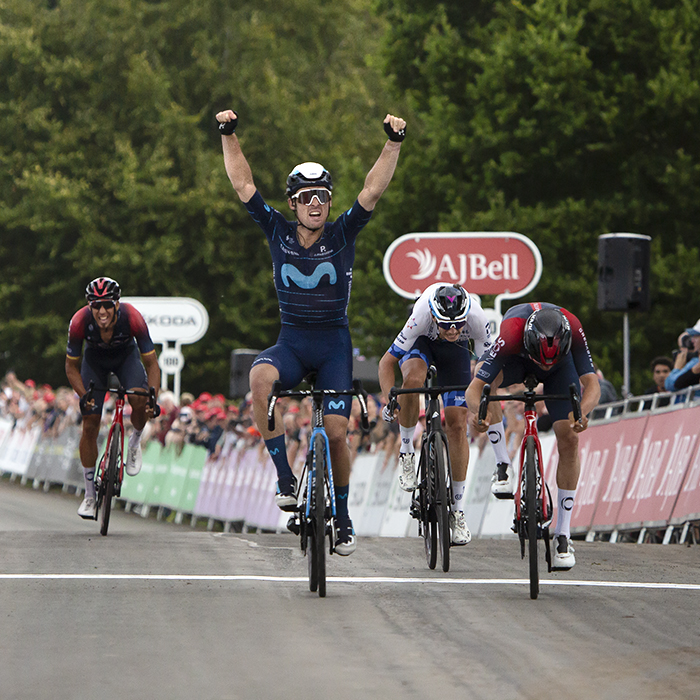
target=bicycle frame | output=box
[513,406,548,526]
[267,378,369,596]
[102,389,127,492]
[305,423,336,523]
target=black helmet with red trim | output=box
[85,277,121,303]
[523,308,572,367]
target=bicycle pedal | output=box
[286,516,300,536]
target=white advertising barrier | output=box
[0,423,41,476]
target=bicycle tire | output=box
[419,442,437,570]
[525,435,539,599]
[313,434,327,598]
[433,433,450,573]
[100,424,121,537]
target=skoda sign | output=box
[383,232,542,301]
[121,297,209,345]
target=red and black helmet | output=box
[523,308,572,367]
[85,277,121,303]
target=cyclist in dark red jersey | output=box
[65,277,160,520]
[466,303,600,570]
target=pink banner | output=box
[615,408,700,529]
[590,416,649,530]
[671,430,700,524]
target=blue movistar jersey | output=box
[244,191,372,328]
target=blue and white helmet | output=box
[428,284,471,323]
[285,162,333,198]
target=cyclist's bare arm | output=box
[216,109,257,203]
[142,351,161,407]
[65,356,88,401]
[357,114,406,211]
[378,351,401,419]
[570,372,600,432]
[466,366,504,433]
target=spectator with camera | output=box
[665,321,700,392]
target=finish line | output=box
[1,573,700,590]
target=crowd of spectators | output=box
[4,318,700,471]
[0,371,81,436]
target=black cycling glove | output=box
[383,120,406,142]
[218,112,238,136]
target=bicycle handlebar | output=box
[478,382,583,425]
[266,379,370,433]
[84,381,158,413]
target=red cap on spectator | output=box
[227,405,239,415]
[42,383,52,390]
[247,426,261,438]
[25,379,36,388]
[198,392,212,402]
[44,392,56,404]
[213,393,225,403]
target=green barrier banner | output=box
[120,439,161,504]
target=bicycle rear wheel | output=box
[100,425,121,537]
[525,435,539,599]
[432,433,450,573]
[419,443,437,570]
[312,434,327,598]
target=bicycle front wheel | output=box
[525,435,539,599]
[419,442,437,570]
[312,434,327,598]
[432,433,451,573]
[100,424,121,537]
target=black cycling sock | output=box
[265,435,293,487]
[335,484,350,523]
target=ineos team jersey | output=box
[476,301,595,381]
[387,282,492,359]
[244,191,372,328]
[66,303,156,359]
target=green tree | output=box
[376,0,700,393]
[0,0,395,393]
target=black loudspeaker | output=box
[597,233,651,312]
[229,349,260,399]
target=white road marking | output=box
[1,574,699,590]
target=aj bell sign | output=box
[121,297,209,345]
[383,232,542,301]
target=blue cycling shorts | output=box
[251,326,353,418]
[81,345,148,416]
[500,353,580,423]
[399,336,471,409]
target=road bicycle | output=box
[388,366,471,573]
[84,379,158,536]
[478,374,581,599]
[267,377,369,598]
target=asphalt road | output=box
[1,477,699,700]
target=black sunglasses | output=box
[90,301,116,310]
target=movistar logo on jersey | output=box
[328,400,345,410]
[281,262,337,289]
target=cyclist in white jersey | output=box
[378,283,492,545]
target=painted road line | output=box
[1,573,700,590]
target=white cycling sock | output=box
[451,479,466,511]
[130,428,143,449]
[83,467,96,499]
[399,425,416,454]
[555,488,576,538]
[487,421,510,464]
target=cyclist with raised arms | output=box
[216,108,406,555]
[465,303,600,569]
[378,283,491,545]
[65,278,160,520]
